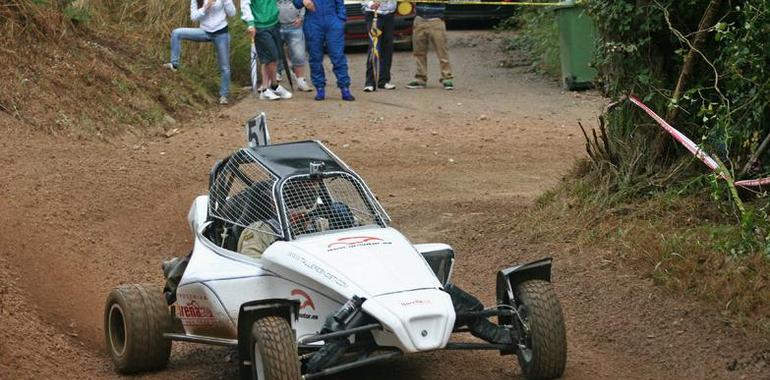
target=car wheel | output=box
[513,280,566,380]
[104,284,172,373]
[250,316,301,380]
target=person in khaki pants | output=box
[406,2,453,90]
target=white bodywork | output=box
[177,195,456,353]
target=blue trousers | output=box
[170,27,231,98]
[304,19,351,89]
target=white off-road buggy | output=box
[104,115,567,379]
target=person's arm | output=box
[223,0,237,17]
[336,0,346,20]
[292,6,306,27]
[241,0,255,28]
[190,0,206,22]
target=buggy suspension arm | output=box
[303,295,369,374]
[455,309,516,320]
[299,323,381,345]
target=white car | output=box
[104,116,567,380]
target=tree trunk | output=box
[666,0,724,122]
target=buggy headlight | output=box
[396,1,413,16]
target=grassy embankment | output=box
[0,0,253,138]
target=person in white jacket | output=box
[163,0,237,104]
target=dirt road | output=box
[1,30,767,379]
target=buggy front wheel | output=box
[513,280,567,380]
[250,316,301,380]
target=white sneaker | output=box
[218,96,229,105]
[273,85,293,99]
[363,85,375,92]
[297,77,312,92]
[162,63,178,72]
[259,88,280,100]
[380,82,396,90]
[276,72,283,82]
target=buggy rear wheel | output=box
[250,316,301,380]
[104,284,172,374]
[513,280,566,380]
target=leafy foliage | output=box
[580,0,770,253]
[499,9,561,77]
[587,0,769,179]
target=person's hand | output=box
[292,17,302,27]
[247,26,256,39]
[303,0,316,12]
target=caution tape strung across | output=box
[628,95,770,189]
[734,177,770,188]
[628,96,720,172]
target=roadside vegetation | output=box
[503,1,770,333]
[0,0,251,137]
[498,10,560,77]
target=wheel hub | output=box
[108,304,127,356]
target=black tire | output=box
[513,280,567,380]
[250,316,301,380]
[104,284,172,374]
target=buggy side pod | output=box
[237,299,300,380]
[496,257,553,312]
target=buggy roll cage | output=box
[207,140,391,242]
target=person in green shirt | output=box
[241,0,293,100]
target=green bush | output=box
[586,1,769,183]
[501,9,560,77]
[579,0,770,253]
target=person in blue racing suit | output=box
[293,0,355,101]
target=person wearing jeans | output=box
[363,0,396,92]
[406,2,454,90]
[277,0,312,92]
[165,0,237,104]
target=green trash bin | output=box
[554,0,597,90]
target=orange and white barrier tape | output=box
[627,95,770,189]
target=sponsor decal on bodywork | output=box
[291,288,319,320]
[287,251,348,288]
[327,236,393,251]
[176,300,216,326]
[177,293,208,301]
[401,299,433,307]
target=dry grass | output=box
[525,175,770,334]
[0,0,247,138]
